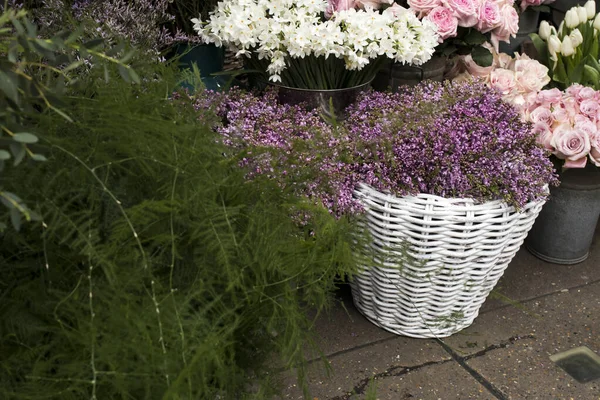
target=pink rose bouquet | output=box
[524,84,600,168]
[405,0,520,66]
[452,44,550,110]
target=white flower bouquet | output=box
[193,0,439,89]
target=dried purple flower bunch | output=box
[28,0,175,56]
[198,81,557,216]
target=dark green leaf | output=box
[0,150,10,160]
[83,38,105,50]
[128,68,141,84]
[13,132,38,144]
[0,222,6,232]
[118,65,132,83]
[106,42,125,57]
[463,30,487,46]
[0,70,19,104]
[9,142,26,166]
[471,46,493,67]
[10,207,21,231]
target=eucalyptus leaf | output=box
[0,149,10,160]
[83,38,105,50]
[10,207,21,231]
[31,153,48,162]
[13,132,39,144]
[118,65,132,83]
[9,142,25,166]
[0,70,19,104]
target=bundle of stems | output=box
[247,55,386,90]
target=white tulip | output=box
[548,35,562,56]
[570,28,584,47]
[577,6,588,24]
[539,20,552,40]
[585,0,596,19]
[561,35,576,56]
[565,9,580,28]
[595,13,600,30]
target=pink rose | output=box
[536,88,563,105]
[532,123,554,151]
[426,6,459,40]
[576,87,598,103]
[496,52,514,69]
[574,115,598,138]
[489,68,516,96]
[384,2,411,17]
[552,107,571,126]
[356,0,394,10]
[445,0,479,27]
[490,4,519,51]
[580,99,600,120]
[515,69,548,96]
[529,106,554,128]
[589,132,600,166]
[514,59,550,89]
[476,1,501,33]
[551,124,591,168]
[408,0,443,15]
[326,0,356,17]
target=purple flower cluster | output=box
[196,81,557,216]
[29,0,175,56]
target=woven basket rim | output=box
[355,182,549,211]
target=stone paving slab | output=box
[280,336,451,399]
[306,285,395,360]
[443,281,600,399]
[480,246,600,314]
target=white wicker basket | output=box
[350,183,546,338]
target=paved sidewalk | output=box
[279,229,600,399]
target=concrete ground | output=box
[279,228,600,400]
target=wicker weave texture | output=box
[350,183,546,338]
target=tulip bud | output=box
[539,20,552,40]
[548,35,562,56]
[595,13,600,30]
[561,35,575,56]
[570,28,584,47]
[565,9,580,29]
[585,0,596,20]
[577,6,588,24]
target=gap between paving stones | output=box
[326,358,454,400]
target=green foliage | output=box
[0,7,138,231]
[437,28,493,67]
[0,62,359,399]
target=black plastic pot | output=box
[371,55,446,92]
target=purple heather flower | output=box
[192,81,557,217]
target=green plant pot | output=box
[499,9,540,56]
[525,166,600,264]
[171,42,227,91]
[371,55,446,92]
